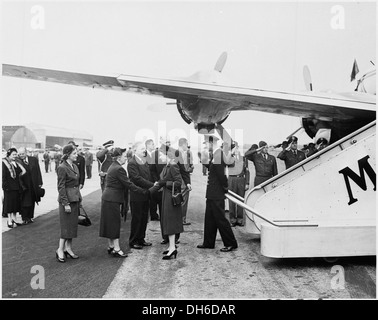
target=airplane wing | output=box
[3,64,375,121]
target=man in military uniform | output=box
[96,140,114,192]
[197,134,238,252]
[277,136,306,170]
[227,141,249,227]
[245,140,278,186]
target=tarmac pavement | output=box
[2,163,376,299]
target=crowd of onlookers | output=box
[2,133,330,263]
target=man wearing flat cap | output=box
[245,140,278,186]
[96,140,115,192]
[68,141,85,189]
[277,136,306,170]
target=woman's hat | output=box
[62,144,75,156]
[112,147,127,157]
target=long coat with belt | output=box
[160,162,184,236]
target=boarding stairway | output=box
[226,121,376,258]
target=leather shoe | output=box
[141,241,152,246]
[161,239,168,244]
[220,246,237,252]
[197,244,214,249]
[130,244,143,249]
[183,222,191,226]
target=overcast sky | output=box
[1,1,376,150]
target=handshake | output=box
[148,181,163,195]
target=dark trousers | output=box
[203,199,238,248]
[100,176,106,192]
[228,176,245,225]
[129,201,150,245]
[202,165,207,175]
[149,190,161,220]
[181,186,190,223]
[86,165,92,179]
[44,162,49,173]
[20,203,36,221]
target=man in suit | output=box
[96,140,115,192]
[84,148,94,179]
[277,136,306,170]
[54,149,62,173]
[145,139,160,221]
[197,135,238,252]
[17,147,43,224]
[178,138,194,226]
[245,140,278,186]
[68,141,85,189]
[43,150,50,173]
[128,141,156,249]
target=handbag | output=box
[171,181,184,207]
[78,204,92,226]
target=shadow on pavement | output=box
[2,189,131,298]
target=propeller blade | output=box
[303,65,313,91]
[214,52,228,73]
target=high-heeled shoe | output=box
[107,247,114,254]
[64,251,79,259]
[112,249,128,258]
[162,249,177,260]
[12,220,21,226]
[162,245,178,254]
[56,251,66,263]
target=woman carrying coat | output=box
[158,149,184,260]
[100,147,152,257]
[56,144,82,263]
[2,148,26,228]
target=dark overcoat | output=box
[160,163,184,236]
